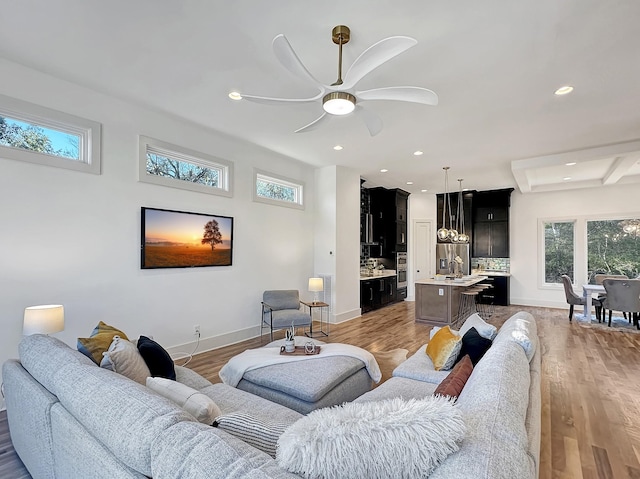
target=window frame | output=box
[138,136,233,197]
[0,93,101,174]
[538,218,577,289]
[253,169,305,210]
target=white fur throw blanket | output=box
[219,342,382,387]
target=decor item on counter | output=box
[284,323,296,352]
[454,179,469,244]
[437,166,456,241]
[23,304,65,335]
[140,206,233,269]
[454,255,464,278]
[308,277,324,304]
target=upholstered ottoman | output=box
[236,355,373,414]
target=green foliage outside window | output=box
[544,221,575,283]
[587,219,640,283]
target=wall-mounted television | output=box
[141,207,233,269]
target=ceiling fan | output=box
[233,25,438,136]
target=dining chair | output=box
[595,274,629,321]
[261,290,312,342]
[561,275,602,322]
[601,279,640,328]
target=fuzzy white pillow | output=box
[146,377,221,425]
[277,396,464,479]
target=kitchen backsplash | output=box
[472,257,510,272]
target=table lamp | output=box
[308,277,324,304]
[23,304,65,335]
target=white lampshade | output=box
[308,277,324,292]
[23,304,65,335]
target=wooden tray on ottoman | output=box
[279,345,321,356]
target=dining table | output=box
[582,284,605,317]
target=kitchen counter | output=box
[415,275,487,327]
[416,275,486,287]
[360,270,396,280]
[472,269,511,277]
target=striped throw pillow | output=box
[214,412,290,458]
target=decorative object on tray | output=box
[284,323,296,352]
[280,344,321,356]
[454,255,464,278]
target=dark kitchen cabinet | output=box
[360,276,397,313]
[479,275,510,306]
[472,189,513,258]
[368,188,409,258]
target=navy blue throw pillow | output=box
[456,327,492,366]
[137,335,176,380]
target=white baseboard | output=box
[166,325,260,358]
[332,308,362,324]
[509,297,567,309]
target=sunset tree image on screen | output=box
[202,220,223,251]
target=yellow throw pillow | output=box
[426,326,462,371]
[77,321,129,364]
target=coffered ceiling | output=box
[1,0,639,194]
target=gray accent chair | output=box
[561,274,602,321]
[261,290,311,341]
[602,279,640,328]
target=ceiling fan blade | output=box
[357,86,439,106]
[354,105,383,137]
[273,34,324,88]
[241,91,322,106]
[342,36,417,90]
[294,112,329,133]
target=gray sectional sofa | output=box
[2,311,540,478]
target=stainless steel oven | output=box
[396,252,408,288]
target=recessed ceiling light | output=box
[228,91,242,100]
[554,86,574,96]
[333,145,343,151]
[563,177,572,181]
[421,189,428,193]
[413,150,424,156]
[380,169,388,173]
[565,162,577,166]
[406,181,414,185]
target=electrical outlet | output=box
[194,325,200,336]
[438,288,444,296]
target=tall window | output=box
[587,219,640,283]
[139,136,233,197]
[0,94,101,174]
[253,170,304,209]
[543,220,575,283]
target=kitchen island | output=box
[415,275,487,327]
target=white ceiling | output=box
[1,0,639,194]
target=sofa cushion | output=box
[214,412,290,458]
[434,355,474,399]
[77,321,129,364]
[426,326,462,371]
[100,336,150,384]
[456,327,493,366]
[147,377,221,425]
[277,396,465,479]
[355,376,438,403]
[430,338,535,479]
[459,313,498,340]
[392,344,450,384]
[137,335,176,380]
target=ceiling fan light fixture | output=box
[228,91,242,100]
[322,92,356,115]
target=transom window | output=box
[139,136,233,197]
[253,170,304,209]
[0,94,101,174]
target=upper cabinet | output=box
[471,189,513,258]
[367,187,409,258]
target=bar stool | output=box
[477,284,495,318]
[457,289,479,327]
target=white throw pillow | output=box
[459,313,498,340]
[277,396,464,479]
[100,336,150,384]
[146,377,221,425]
[214,412,290,458]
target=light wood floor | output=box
[3,302,640,478]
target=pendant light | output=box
[436,167,451,241]
[456,179,469,244]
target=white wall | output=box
[0,59,317,404]
[510,183,640,307]
[407,193,437,299]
